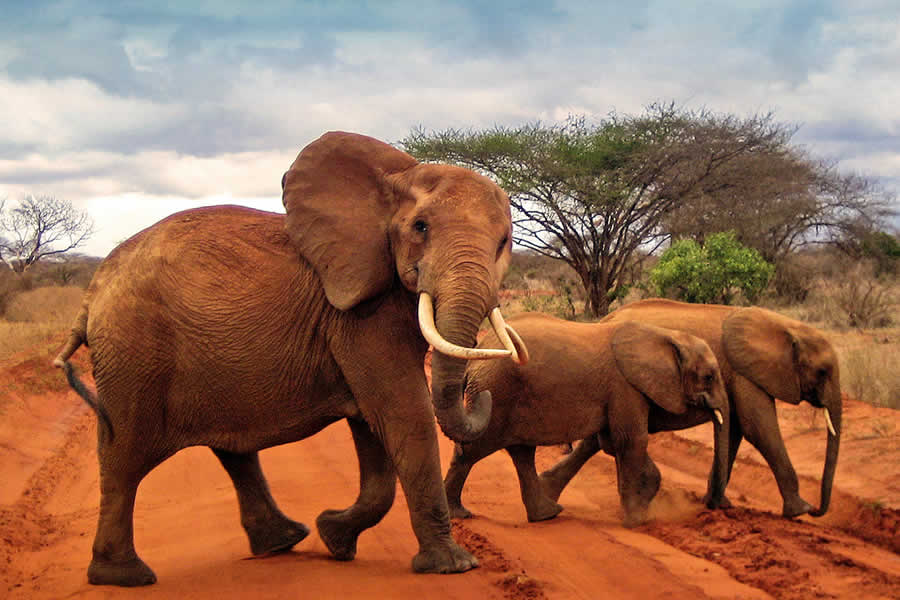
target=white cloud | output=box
[1,1,898,258]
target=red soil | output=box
[1,336,897,599]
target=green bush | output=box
[650,231,774,304]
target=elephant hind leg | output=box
[88,475,156,586]
[443,443,482,520]
[734,379,813,518]
[539,434,603,502]
[213,449,309,556]
[88,436,168,586]
[506,445,563,522]
[316,418,397,561]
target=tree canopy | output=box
[402,104,809,316]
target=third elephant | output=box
[542,298,841,519]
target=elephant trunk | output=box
[810,381,842,517]
[706,397,730,509]
[428,277,495,443]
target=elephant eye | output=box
[497,234,509,256]
[413,219,429,234]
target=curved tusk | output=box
[488,307,528,364]
[505,324,530,365]
[713,409,724,426]
[824,408,836,437]
[418,293,511,361]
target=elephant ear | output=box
[282,131,419,310]
[722,307,801,403]
[612,321,689,415]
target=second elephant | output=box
[444,312,730,527]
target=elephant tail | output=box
[60,361,115,442]
[53,310,114,441]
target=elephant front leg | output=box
[316,418,397,561]
[377,406,478,573]
[735,379,813,518]
[506,445,563,522]
[539,434,603,502]
[612,433,659,528]
[703,416,742,510]
[213,449,310,556]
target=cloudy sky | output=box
[1,0,898,257]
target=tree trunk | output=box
[580,269,611,319]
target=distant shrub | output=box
[829,266,897,329]
[520,292,576,320]
[650,232,774,304]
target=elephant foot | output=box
[448,503,473,520]
[622,508,649,529]
[782,497,814,519]
[412,539,479,574]
[246,516,310,556]
[525,499,564,522]
[88,555,157,587]
[702,492,732,510]
[538,472,566,503]
[316,509,362,561]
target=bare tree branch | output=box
[0,195,95,274]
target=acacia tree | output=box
[0,195,94,274]
[402,104,793,317]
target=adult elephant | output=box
[444,313,730,528]
[53,131,528,586]
[541,298,840,519]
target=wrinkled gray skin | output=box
[53,132,518,586]
[541,299,842,519]
[444,313,730,527]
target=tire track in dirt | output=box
[0,404,95,594]
[452,521,547,600]
[641,507,900,600]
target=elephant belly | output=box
[166,365,359,454]
[648,407,711,433]
[507,394,607,446]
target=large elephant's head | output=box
[281,131,526,442]
[722,307,841,516]
[612,321,731,505]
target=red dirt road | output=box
[2,339,898,599]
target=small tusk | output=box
[489,308,524,364]
[713,409,724,426]
[824,408,836,437]
[418,293,511,360]
[505,324,530,365]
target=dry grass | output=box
[827,328,900,410]
[0,286,83,360]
